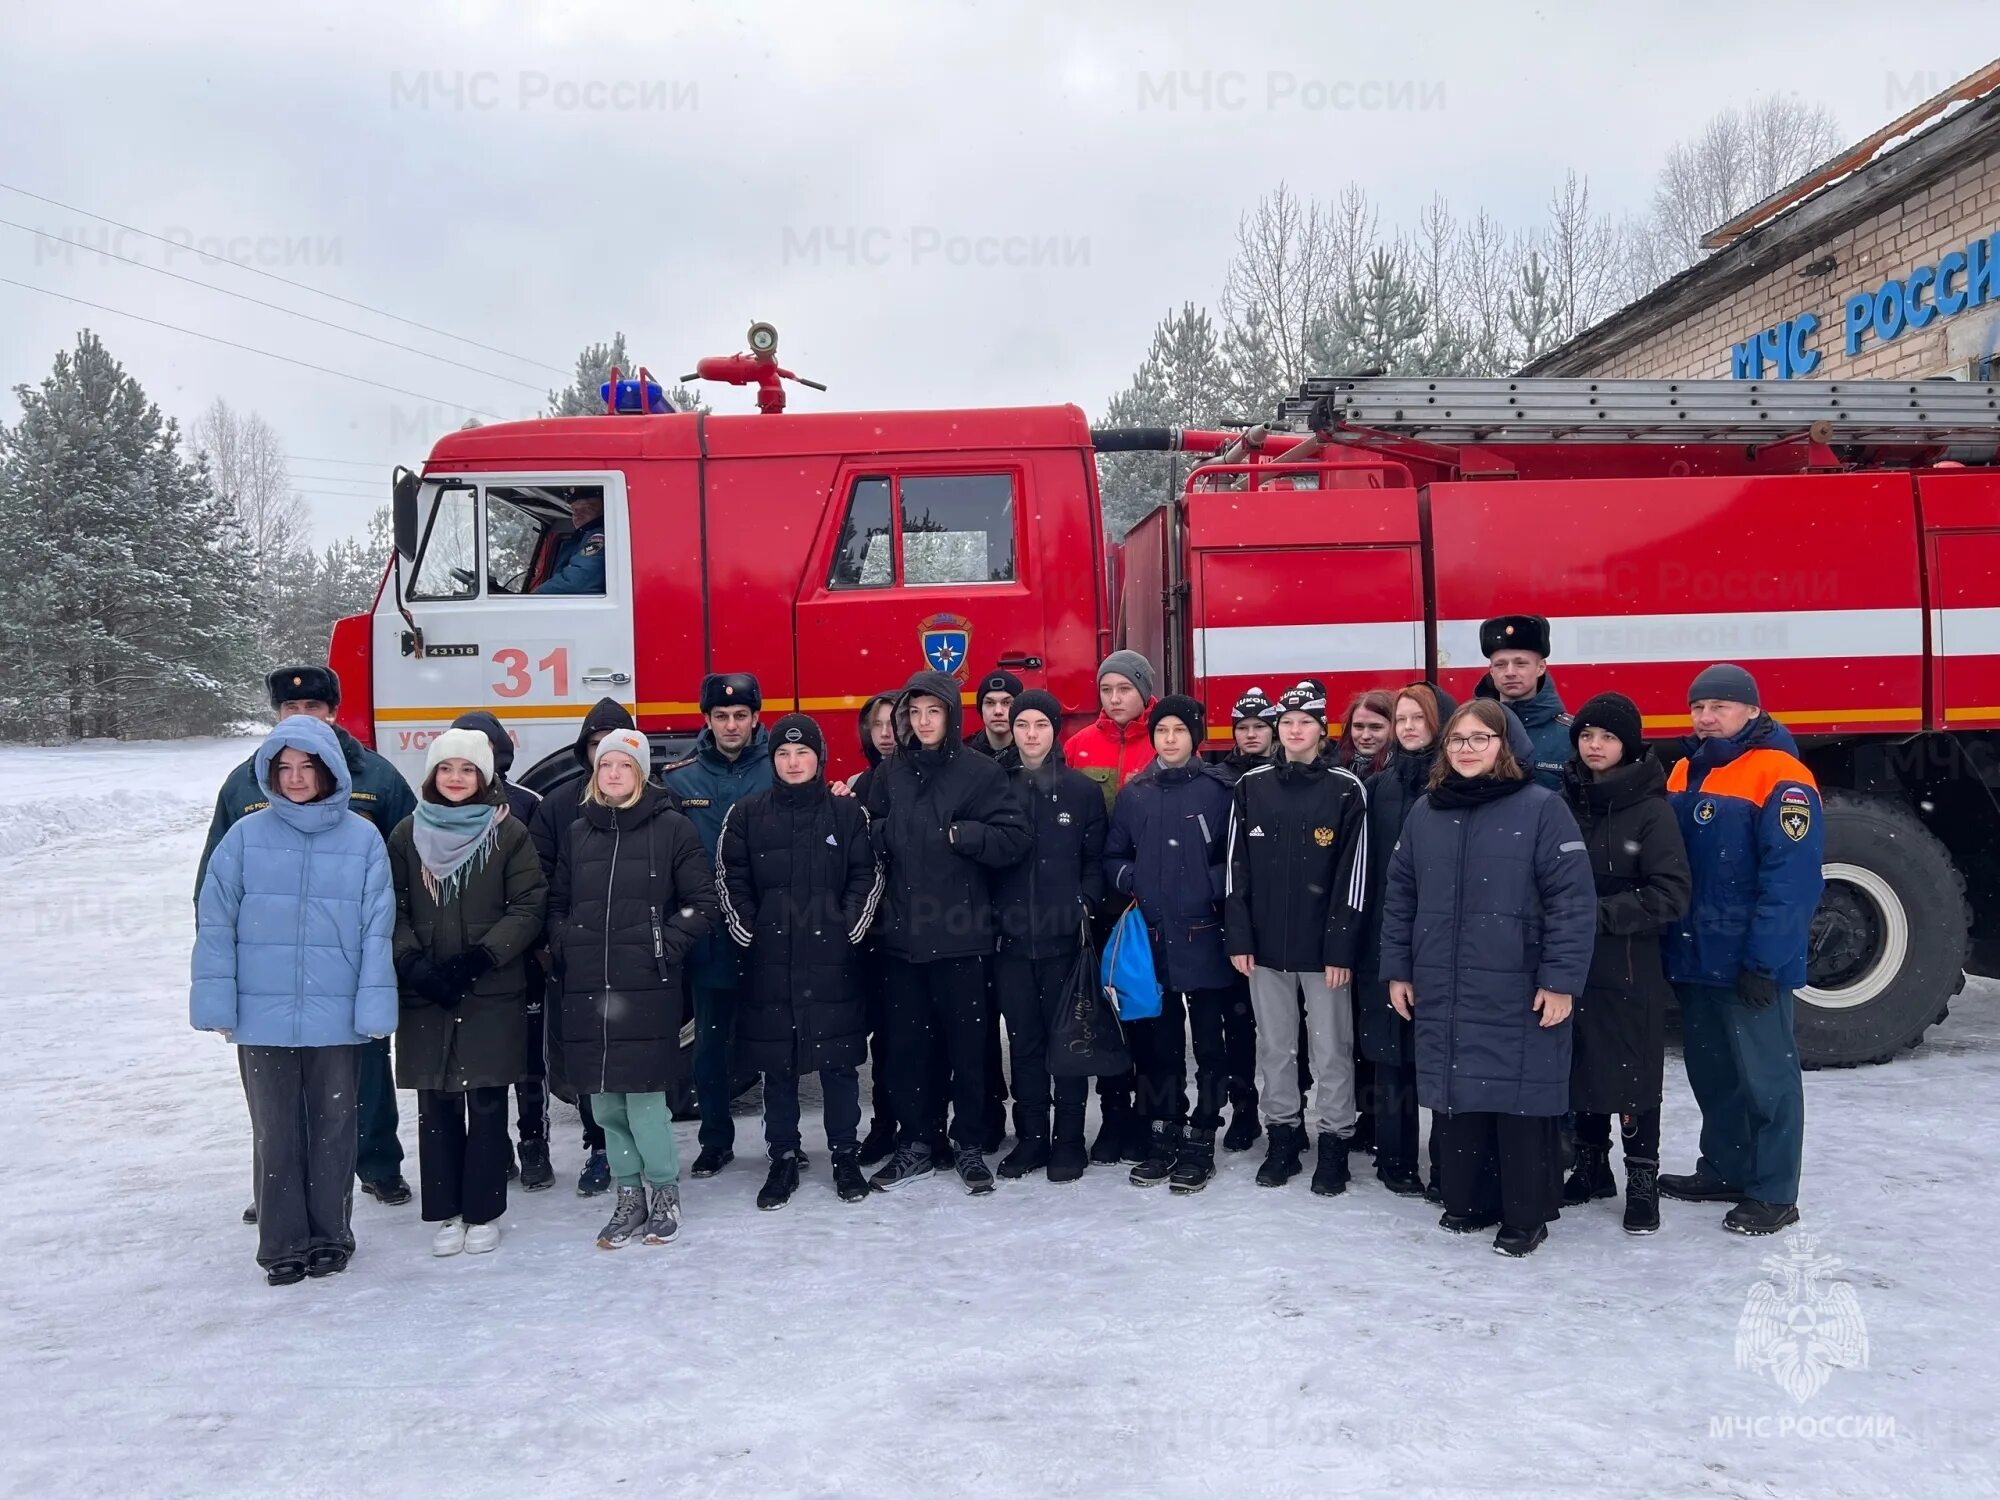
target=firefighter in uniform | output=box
[1658,664,1823,1236]
[197,666,418,1216]
[1475,614,1571,790]
[534,494,607,595]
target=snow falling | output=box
[4,736,1996,1497]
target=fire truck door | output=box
[794,468,1046,736]
[373,473,636,786]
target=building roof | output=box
[1520,68,2000,376]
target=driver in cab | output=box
[534,494,607,595]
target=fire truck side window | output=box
[900,473,1015,585]
[828,476,894,590]
[407,485,479,601]
[484,491,544,595]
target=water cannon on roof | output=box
[685,321,827,415]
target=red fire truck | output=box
[331,352,2000,1070]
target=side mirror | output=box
[392,467,421,560]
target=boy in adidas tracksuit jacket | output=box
[1224,681,1370,1196]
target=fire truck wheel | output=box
[1796,792,1968,1069]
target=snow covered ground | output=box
[4,735,1997,1500]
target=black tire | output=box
[1797,792,1968,1068]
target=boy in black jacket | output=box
[864,671,1032,1194]
[990,691,1108,1182]
[1224,681,1369,1196]
[718,714,885,1208]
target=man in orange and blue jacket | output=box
[1658,664,1823,1236]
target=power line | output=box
[0,217,548,393]
[0,180,568,375]
[0,276,505,419]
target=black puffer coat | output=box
[992,747,1108,959]
[389,796,548,1091]
[549,785,718,1095]
[864,671,1031,963]
[1562,754,1692,1114]
[717,774,882,1073]
[1378,776,1596,1117]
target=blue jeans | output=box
[1676,982,1805,1203]
[693,981,738,1152]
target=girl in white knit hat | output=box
[387,728,548,1258]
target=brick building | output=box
[1524,67,2000,382]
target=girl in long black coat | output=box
[1379,699,1597,1257]
[718,714,884,1208]
[1354,682,1454,1196]
[1558,693,1692,1234]
[550,730,719,1250]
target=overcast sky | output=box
[4,0,1996,542]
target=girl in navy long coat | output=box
[1378,699,1596,1256]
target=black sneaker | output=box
[241,1203,257,1225]
[1439,1209,1502,1234]
[1168,1131,1216,1194]
[1562,1144,1617,1205]
[1623,1159,1661,1235]
[998,1138,1050,1179]
[576,1148,611,1197]
[1723,1199,1800,1236]
[1658,1166,1744,1203]
[690,1146,734,1179]
[955,1148,995,1195]
[359,1175,411,1206]
[1255,1124,1305,1188]
[1130,1123,1180,1188]
[1493,1223,1548,1257]
[869,1142,935,1192]
[518,1139,554,1192]
[832,1150,870,1203]
[1377,1162,1426,1197]
[856,1119,897,1168]
[1310,1132,1352,1197]
[265,1260,307,1287]
[305,1246,350,1278]
[757,1154,801,1211]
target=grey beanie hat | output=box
[1097,649,1156,702]
[1688,662,1760,707]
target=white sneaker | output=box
[430,1218,467,1257]
[463,1222,500,1255]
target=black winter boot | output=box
[1168,1130,1216,1194]
[1129,1122,1181,1188]
[690,1146,734,1179]
[1562,1143,1617,1205]
[1659,1166,1745,1202]
[757,1153,801,1210]
[1310,1132,1352,1197]
[1723,1199,1800,1236]
[1623,1157,1661,1235]
[832,1149,869,1203]
[998,1137,1051,1179]
[1256,1123,1306,1187]
[1048,1106,1088,1183]
[1090,1101,1133,1164]
[1222,1090,1261,1152]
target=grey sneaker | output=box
[644,1183,682,1245]
[595,1186,648,1250]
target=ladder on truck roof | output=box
[1279,376,2000,447]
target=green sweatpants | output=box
[591,1091,680,1189]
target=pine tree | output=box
[1507,249,1563,364]
[1095,303,1229,541]
[0,331,259,740]
[1331,248,1431,373]
[548,334,708,415]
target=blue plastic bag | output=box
[1100,904,1162,1022]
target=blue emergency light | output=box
[599,376,675,414]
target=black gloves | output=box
[1737,969,1779,1011]
[402,956,455,1006]
[403,948,495,1008]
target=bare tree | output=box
[1219,184,1380,410]
[1538,171,1629,341]
[192,398,307,580]
[1646,95,1845,270]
